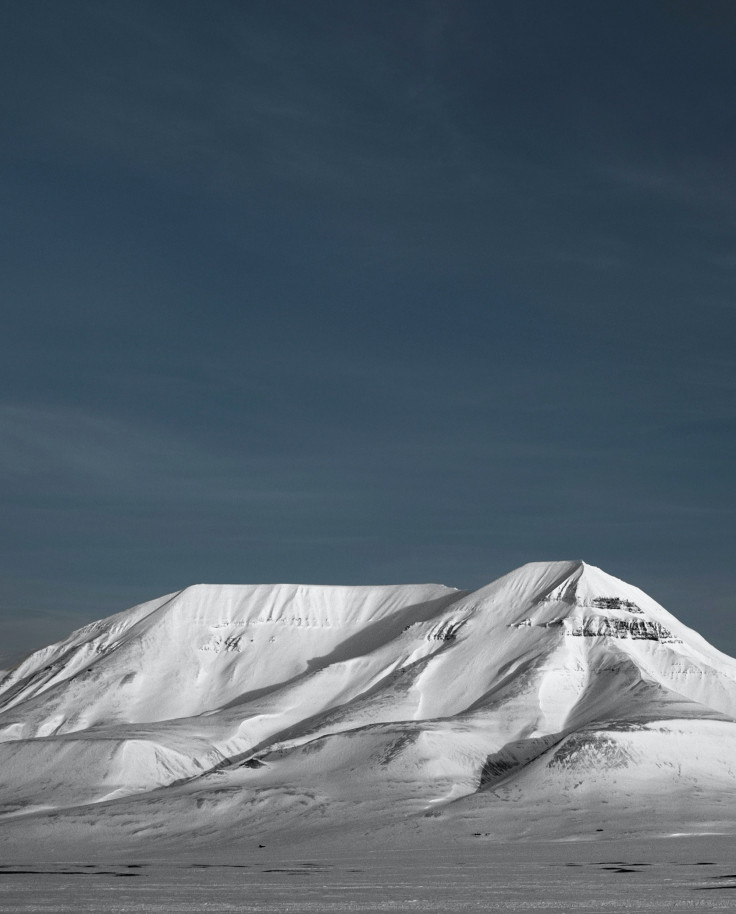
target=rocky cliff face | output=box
[566,616,679,641]
[510,613,679,642]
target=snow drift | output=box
[1,560,736,852]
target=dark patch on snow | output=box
[0,868,141,877]
[696,885,736,890]
[480,755,517,783]
[262,868,309,876]
[549,733,634,771]
[480,734,564,788]
[427,620,464,642]
[599,720,648,732]
[591,597,643,614]
[568,617,679,642]
[375,731,419,766]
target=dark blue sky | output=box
[1,1,735,665]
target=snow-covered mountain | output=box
[1,560,736,854]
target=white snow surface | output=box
[2,559,736,857]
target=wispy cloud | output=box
[0,402,330,505]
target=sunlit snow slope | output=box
[1,561,736,852]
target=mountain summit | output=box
[1,560,736,853]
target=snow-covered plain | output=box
[2,561,736,909]
[3,838,736,912]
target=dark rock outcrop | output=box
[567,617,679,642]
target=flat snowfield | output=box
[2,837,736,912]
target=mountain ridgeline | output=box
[1,560,736,852]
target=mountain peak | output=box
[521,560,644,607]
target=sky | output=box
[1,0,735,666]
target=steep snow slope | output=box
[1,560,736,853]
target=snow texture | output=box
[2,561,736,858]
